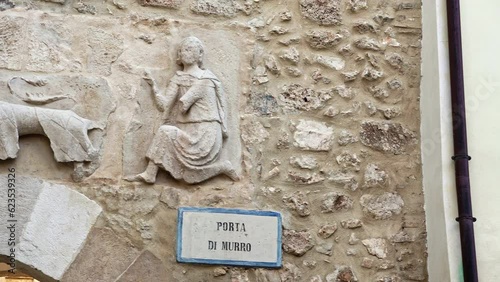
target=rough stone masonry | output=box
[0,0,426,281]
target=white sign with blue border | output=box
[177,207,282,268]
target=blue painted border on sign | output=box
[176,207,282,268]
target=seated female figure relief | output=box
[127,36,240,184]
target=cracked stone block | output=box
[280,262,302,281]
[140,0,181,8]
[318,223,338,239]
[321,192,353,212]
[362,238,388,259]
[348,0,367,12]
[341,219,363,229]
[363,163,388,188]
[290,156,318,169]
[282,229,314,256]
[283,191,311,217]
[300,0,342,25]
[281,85,332,111]
[288,171,325,184]
[360,121,417,154]
[305,30,343,49]
[293,120,334,151]
[361,67,384,81]
[61,228,140,282]
[360,192,404,219]
[116,251,170,282]
[190,0,240,17]
[354,37,382,51]
[326,266,358,282]
[16,182,102,281]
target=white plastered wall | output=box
[461,1,500,281]
[422,0,500,281]
[421,0,461,281]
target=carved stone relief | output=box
[0,75,114,181]
[125,36,240,184]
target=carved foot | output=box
[223,161,241,181]
[124,172,156,184]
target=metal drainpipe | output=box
[446,0,479,281]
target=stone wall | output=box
[0,0,426,281]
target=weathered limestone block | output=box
[250,92,279,115]
[336,152,361,171]
[318,223,338,239]
[305,30,343,49]
[363,163,388,188]
[270,26,289,35]
[338,130,358,146]
[342,70,359,82]
[400,259,427,281]
[369,85,389,99]
[241,119,269,145]
[326,266,358,282]
[362,238,388,259]
[280,85,332,111]
[62,228,140,282]
[283,191,311,217]
[0,0,14,10]
[299,0,342,26]
[373,12,395,25]
[140,0,181,8]
[280,262,302,282]
[293,120,334,151]
[280,47,300,65]
[264,54,281,75]
[75,3,97,15]
[321,192,353,212]
[15,181,102,281]
[282,229,314,256]
[190,0,240,17]
[310,275,323,282]
[87,28,124,76]
[315,55,345,70]
[160,187,181,209]
[387,78,403,90]
[288,171,325,184]
[213,267,228,277]
[348,0,368,12]
[360,121,417,154]
[290,156,318,170]
[315,242,333,256]
[353,21,378,34]
[327,171,358,191]
[341,219,363,229]
[361,67,384,81]
[391,230,415,243]
[360,192,404,219]
[385,53,405,69]
[354,37,382,51]
[0,16,27,71]
[0,176,43,256]
[361,257,374,268]
[116,251,169,282]
[376,275,402,282]
[333,85,356,99]
[380,107,402,119]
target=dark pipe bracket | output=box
[452,154,472,161]
[456,216,477,222]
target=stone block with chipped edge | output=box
[61,227,141,282]
[10,180,102,280]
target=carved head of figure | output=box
[177,36,205,68]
